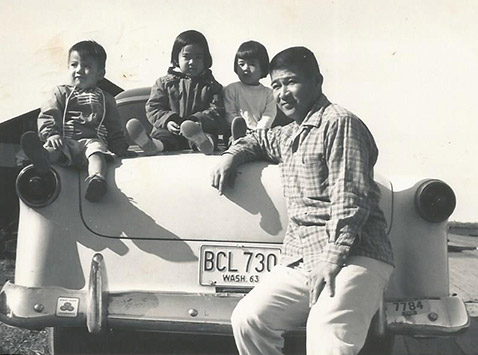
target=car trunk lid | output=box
[80,154,393,241]
[80,153,288,243]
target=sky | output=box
[0,0,477,221]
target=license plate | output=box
[386,299,431,317]
[199,245,281,287]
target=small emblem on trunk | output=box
[56,297,79,317]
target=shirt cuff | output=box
[318,244,352,265]
[221,149,248,166]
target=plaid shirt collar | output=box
[286,94,331,152]
[299,93,331,128]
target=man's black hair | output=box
[234,41,269,78]
[269,46,323,86]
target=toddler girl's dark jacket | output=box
[146,68,224,135]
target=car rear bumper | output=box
[0,253,241,334]
[0,253,469,337]
[0,280,241,334]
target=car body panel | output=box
[386,180,449,299]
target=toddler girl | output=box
[127,30,224,155]
[224,41,276,142]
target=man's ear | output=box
[313,74,320,87]
[313,73,323,93]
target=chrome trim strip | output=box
[115,95,150,106]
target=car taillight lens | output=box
[415,180,456,223]
[16,165,60,207]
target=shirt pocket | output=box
[300,152,328,198]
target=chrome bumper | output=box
[0,253,241,334]
[0,253,470,336]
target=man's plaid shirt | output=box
[226,94,394,270]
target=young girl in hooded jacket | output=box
[126,30,224,155]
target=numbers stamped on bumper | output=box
[387,300,430,317]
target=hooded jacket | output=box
[146,68,224,135]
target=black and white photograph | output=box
[0,1,477,354]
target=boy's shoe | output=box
[126,118,162,155]
[85,174,107,202]
[180,121,214,155]
[231,116,247,141]
[21,131,51,174]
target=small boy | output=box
[21,40,130,202]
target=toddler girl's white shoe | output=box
[180,120,214,155]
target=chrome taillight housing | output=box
[16,165,60,208]
[415,179,456,223]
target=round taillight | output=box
[16,165,60,207]
[415,180,456,223]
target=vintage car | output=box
[0,87,469,354]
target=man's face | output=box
[270,65,320,124]
[68,51,104,89]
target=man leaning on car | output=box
[211,46,394,355]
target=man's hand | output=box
[167,121,181,135]
[211,154,236,195]
[309,261,343,307]
[45,135,63,150]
